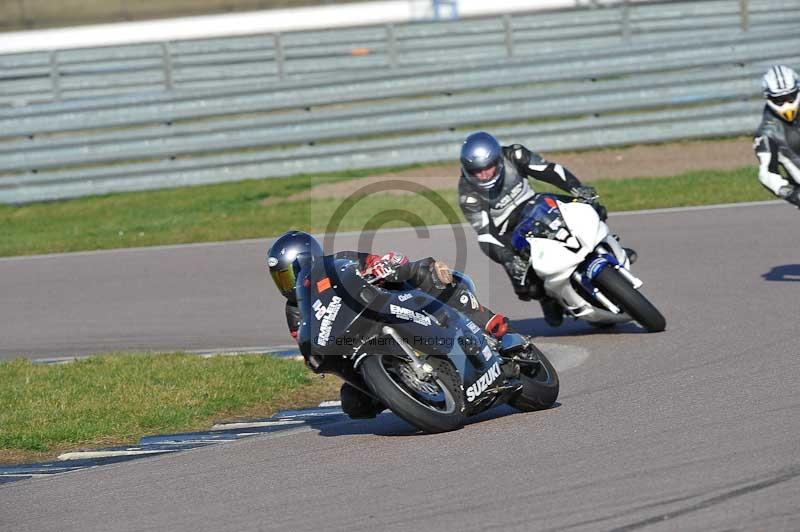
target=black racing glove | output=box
[571,185,607,220]
[779,186,800,207]
[570,185,599,202]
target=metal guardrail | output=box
[0,27,790,127]
[0,102,764,203]
[0,0,794,203]
[0,61,769,158]
[0,70,772,172]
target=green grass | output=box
[0,353,339,463]
[0,166,402,256]
[297,166,775,233]
[0,165,772,258]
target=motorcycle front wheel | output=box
[509,343,560,412]
[594,267,666,332]
[360,355,466,433]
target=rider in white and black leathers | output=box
[458,131,622,327]
[754,65,800,207]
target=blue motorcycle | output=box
[296,256,559,433]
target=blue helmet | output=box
[460,131,505,191]
[267,230,323,301]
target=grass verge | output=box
[0,353,340,464]
[0,165,770,258]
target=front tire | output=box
[594,267,666,332]
[360,355,466,433]
[509,344,560,412]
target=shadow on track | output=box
[312,404,561,438]
[510,317,645,337]
[762,264,800,282]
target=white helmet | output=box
[762,65,799,122]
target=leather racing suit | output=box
[754,106,800,206]
[283,251,509,344]
[458,143,601,298]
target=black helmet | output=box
[460,131,505,191]
[267,230,323,301]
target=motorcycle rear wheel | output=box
[594,267,666,332]
[361,355,466,433]
[509,344,560,412]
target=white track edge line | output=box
[58,449,178,460]
[210,420,305,430]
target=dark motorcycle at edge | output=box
[296,255,559,433]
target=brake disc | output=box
[396,360,440,396]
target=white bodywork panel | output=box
[526,199,636,324]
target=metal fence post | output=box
[49,50,61,101]
[502,14,514,58]
[620,0,631,42]
[160,42,174,90]
[386,24,398,69]
[739,0,749,31]
[274,33,285,81]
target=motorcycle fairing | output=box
[576,252,620,297]
[518,197,605,280]
[511,194,633,323]
[581,253,620,280]
[368,287,503,396]
[296,257,375,370]
[559,199,607,252]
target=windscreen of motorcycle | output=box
[511,194,574,251]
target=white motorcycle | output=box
[511,194,665,332]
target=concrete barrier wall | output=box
[0,0,659,54]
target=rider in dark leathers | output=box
[458,131,623,327]
[267,230,514,419]
[753,65,800,207]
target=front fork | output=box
[616,266,643,289]
[381,325,434,380]
[577,247,643,314]
[598,240,643,289]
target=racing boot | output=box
[540,296,564,327]
[482,316,524,383]
[340,383,384,419]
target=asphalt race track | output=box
[2,202,799,530]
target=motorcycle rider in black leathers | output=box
[753,65,800,207]
[458,131,631,327]
[267,230,517,419]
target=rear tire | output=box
[594,267,666,332]
[509,344,560,412]
[360,355,466,433]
